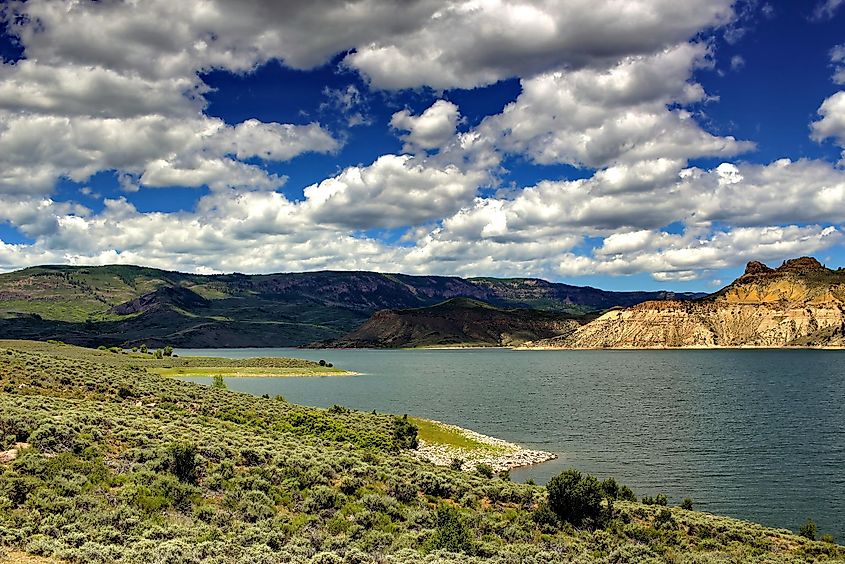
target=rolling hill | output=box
[314,297,598,348]
[0,265,701,347]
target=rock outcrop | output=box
[526,257,845,349]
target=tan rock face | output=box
[527,257,845,349]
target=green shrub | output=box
[681,497,694,510]
[642,493,668,506]
[799,518,817,540]
[425,505,474,554]
[167,443,198,484]
[392,415,418,450]
[547,468,604,528]
[476,464,494,478]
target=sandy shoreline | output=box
[411,419,556,473]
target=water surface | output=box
[177,347,844,539]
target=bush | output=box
[642,493,668,506]
[426,505,474,554]
[532,501,558,531]
[392,415,418,450]
[600,477,636,502]
[547,468,604,528]
[476,464,494,478]
[168,443,198,484]
[799,518,817,540]
[680,497,694,510]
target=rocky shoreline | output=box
[411,420,557,473]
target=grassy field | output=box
[151,366,353,378]
[409,417,500,452]
[0,340,352,378]
[0,340,842,563]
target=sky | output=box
[0,1,844,291]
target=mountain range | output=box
[0,264,701,347]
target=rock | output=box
[777,257,824,272]
[524,256,845,349]
[743,261,773,276]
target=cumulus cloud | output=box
[390,100,462,153]
[302,154,487,229]
[468,43,752,168]
[0,0,842,284]
[558,225,841,280]
[811,91,845,162]
[346,0,735,89]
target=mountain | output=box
[313,297,596,348]
[0,264,702,347]
[526,257,845,349]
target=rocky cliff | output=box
[526,257,845,348]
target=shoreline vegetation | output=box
[409,417,557,472]
[1,339,842,562]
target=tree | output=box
[168,443,198,484]
[162,345,174,357]
[547,468,604,528]
[799,518,817,541]
[212,374,226,389]
[426,505,474,554]
[681,497,694,510]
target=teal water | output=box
[177,347,844,540]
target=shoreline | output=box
[411,419,557,473]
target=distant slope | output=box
[526,257,845,349]
[314,297,596,348]
[0,264,701,347]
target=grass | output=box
[152,366,352,378]
[410,417,501,452]
[0,339,354,377]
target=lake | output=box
[177,347,845,540]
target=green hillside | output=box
[0,341,841,562]
[0,265,704,348]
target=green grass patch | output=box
[154,366,353,378]
[409,417,501,452]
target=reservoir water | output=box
[177,347,844,540]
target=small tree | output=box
[799,518,817,541]
[162,345,174,357]
[168,443,198,484]
[139,344,148,354]
[212,374,226,389]
[547,468,604,528]
[681,497,694,510]
[476,463,494,478]
[426,505,474,554]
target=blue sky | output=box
[0,0,844,291]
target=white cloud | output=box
[811,91,845,162]
[812,0,844,21]
[302,154,487,229]
[469,43,752,168]
[831,44,845,85]
[346,0,736,89]
[730,55,745,71]
[390,100,462,153]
